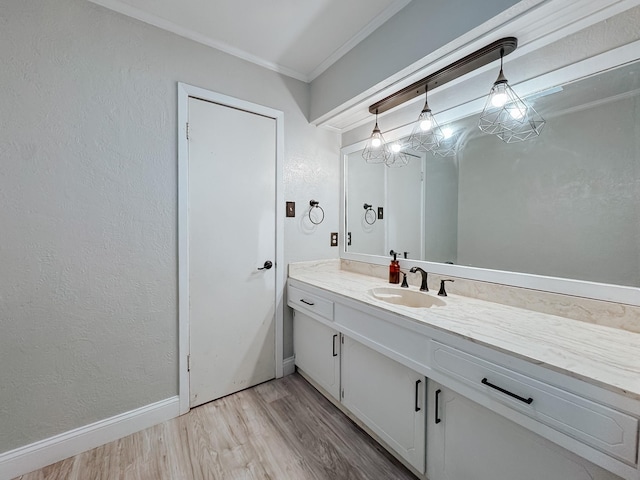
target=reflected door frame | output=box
[177,82,285,415]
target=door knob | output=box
[258,260,273,270]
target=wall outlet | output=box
[330,232,338,247]
[286,201,295,217]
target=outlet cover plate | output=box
[330,232,338,247]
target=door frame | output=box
[177,82,285,415]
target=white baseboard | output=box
[283,356,296,376]
[0,396,179,480]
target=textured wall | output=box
[0,0,338,454]
[457,96,640,287]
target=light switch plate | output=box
[378,207,384,219]
[286,201,295,217]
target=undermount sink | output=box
[367,287,446,309]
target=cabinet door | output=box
[427,381,622,480]
[341,336,426,474]
[293,311,340,400]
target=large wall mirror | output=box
[342,56,640,305]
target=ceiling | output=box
[88,0,412,82]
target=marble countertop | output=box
[289,260,640,402]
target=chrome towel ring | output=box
[364,203,376,225]
[309,200,325,225]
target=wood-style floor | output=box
[17,373,417,480]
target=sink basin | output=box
[367,287,446,308]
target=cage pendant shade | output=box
[386,150,410,167]
[362,114,390,163]
[434,129,459,157]
[408,94,444,153]
[478,53,545,142]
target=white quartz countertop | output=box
[289,261,640,401]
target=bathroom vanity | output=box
[288,261,640,480]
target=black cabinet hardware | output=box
[435,389,442,424]
[332,335,338,357]
[300,299,315,306]
[415,379,422,412]
[481,378,533,405]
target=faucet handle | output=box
[438,279,455,297]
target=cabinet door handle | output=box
[300,299,315,306]
[415,379,422,412]
[481,378,533,405]
[435,388,442,424]
[332,334,338,357]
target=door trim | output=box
[177,82,285,415]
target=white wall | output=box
[0,0,339,454]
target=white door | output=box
[387,155,425,260]
[188,97,276,408]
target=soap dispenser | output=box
[389,251,400,284]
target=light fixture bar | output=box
[368,37,517,115]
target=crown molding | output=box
[87,0,309,82]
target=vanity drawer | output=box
[431,341,638,465]
[288,284,334,321]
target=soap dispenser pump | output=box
[389,250,400,284]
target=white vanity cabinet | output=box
[341,335,426,474]
[287,276,640,480]
[427,380,621,480]
[292,310,341,400]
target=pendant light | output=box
[408,85,444,153]
[386,141,410,167]
[362,110,390,164]
[478,49,545,143]
[433,126,459,157]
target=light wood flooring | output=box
[17,373,417,480]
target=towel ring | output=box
[309,200,325,225]
[364,203,376,225]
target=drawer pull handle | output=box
[435,388,442,424]
[332,334,338,357]
[482,378,533,405]
[300,299,315,306]
[415,379,422,412]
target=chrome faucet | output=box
[409,267,429,291]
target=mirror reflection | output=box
[345,59,640,288]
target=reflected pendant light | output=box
[386,141,410,167]
[408,85,444,153]
[362,110,390,163]
[478,49,545,143]
[433,126,459,157]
